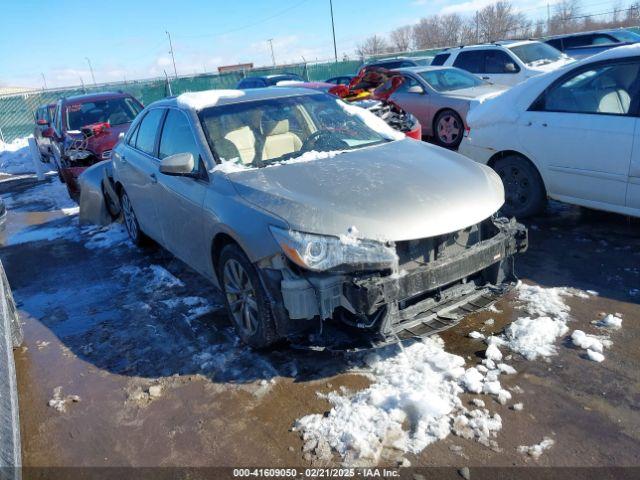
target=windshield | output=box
[612,30,640,43]
[509,42,563,66]
[199,94,387,168]
[419,68,483,91]
[65,97,142,130]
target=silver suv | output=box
[106,88,527,348]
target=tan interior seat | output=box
[598,89,631,114]
[224,126,256,164]
[261,119,302,160]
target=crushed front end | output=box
[60,122,115,199]
[262,217,527,348]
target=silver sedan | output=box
[100,88,526,348]
[389,66,507,149]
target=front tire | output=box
[493,155,546,218]
[120,190,148,246]
[433,109,464,149]
[217,244,278,348]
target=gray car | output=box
[103,87,526,348]
[388,66,507,148]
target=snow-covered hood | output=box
[226,139,504,241]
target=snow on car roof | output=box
[176,90,245,110]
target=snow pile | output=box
[503,317,569,361]
[276,80,305,86]
[176,89,244,110]
[595,314,622,329]
[518,437,555,459]
[213,157,249,173]
[0,137,42,175]
[295,337,516,465]
[571,330,611,362]
[501,284,589,360]
[337,100,405,141]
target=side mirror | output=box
[407,85,425,94]
[505,63,517,73]
[159,152,195,176]
[42,127,55,139]
[37,119,49,126]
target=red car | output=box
[328,67,422,140]
[43,92,143,199]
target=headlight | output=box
[66,149,92,161]
[270,226,397,272]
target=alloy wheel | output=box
[223,258,259,336]
[437,114,461,145]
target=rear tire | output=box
[217,244,279,349]
[433,109,464,149]
[120,189,148,246]
[493,155,546,218]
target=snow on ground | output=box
[501,283,595,361]
[518,437,555,459]
[295,336,513,465]
[294,283,615,465]
[0,137,41,175]
[595,313,623,329]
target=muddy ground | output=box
[1,175,639,474]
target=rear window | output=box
[65,97,142,130]
[431,53,451,66]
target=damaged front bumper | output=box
[263,217,527,348]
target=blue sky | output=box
[0,0,624,88]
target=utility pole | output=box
[475,11,480,44]
[166,30,178,79]
[41,73,48,90]
[329,0,338,62]
[547,2,551,35]
[85,57,96,86]
[267,38,276,66]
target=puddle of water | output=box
[0,209,67,246]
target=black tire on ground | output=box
[217,244,279,348]
[493,154,546,218]
[56,164,65,184]
[119,189,149,247]
[103,182,121,219]
[433,109,464,149]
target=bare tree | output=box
[549,0,581,35]
[477,1,528,42]
[440,14,464,46]
[390,26,413,53]
[356,35,389,59]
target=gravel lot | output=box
[1,174,639,473]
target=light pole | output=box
[329,0,338,62]
[166,30,179,79]
[41,73,48,90]
[267,38,276,66]
[85,57,96,86]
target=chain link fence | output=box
[0,58,370,143]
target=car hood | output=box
[527,56,574,73]
[226,140,504,242]
[445,84,507,101]
[65,123,130,155]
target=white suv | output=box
[431,40,573,87]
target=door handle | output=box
[541,123,548,127]
[481,76,490,80]
[149,173,157,184]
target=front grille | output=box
[396,222,484,270]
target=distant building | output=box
[218,63,254,74]
[0,86,33,96]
